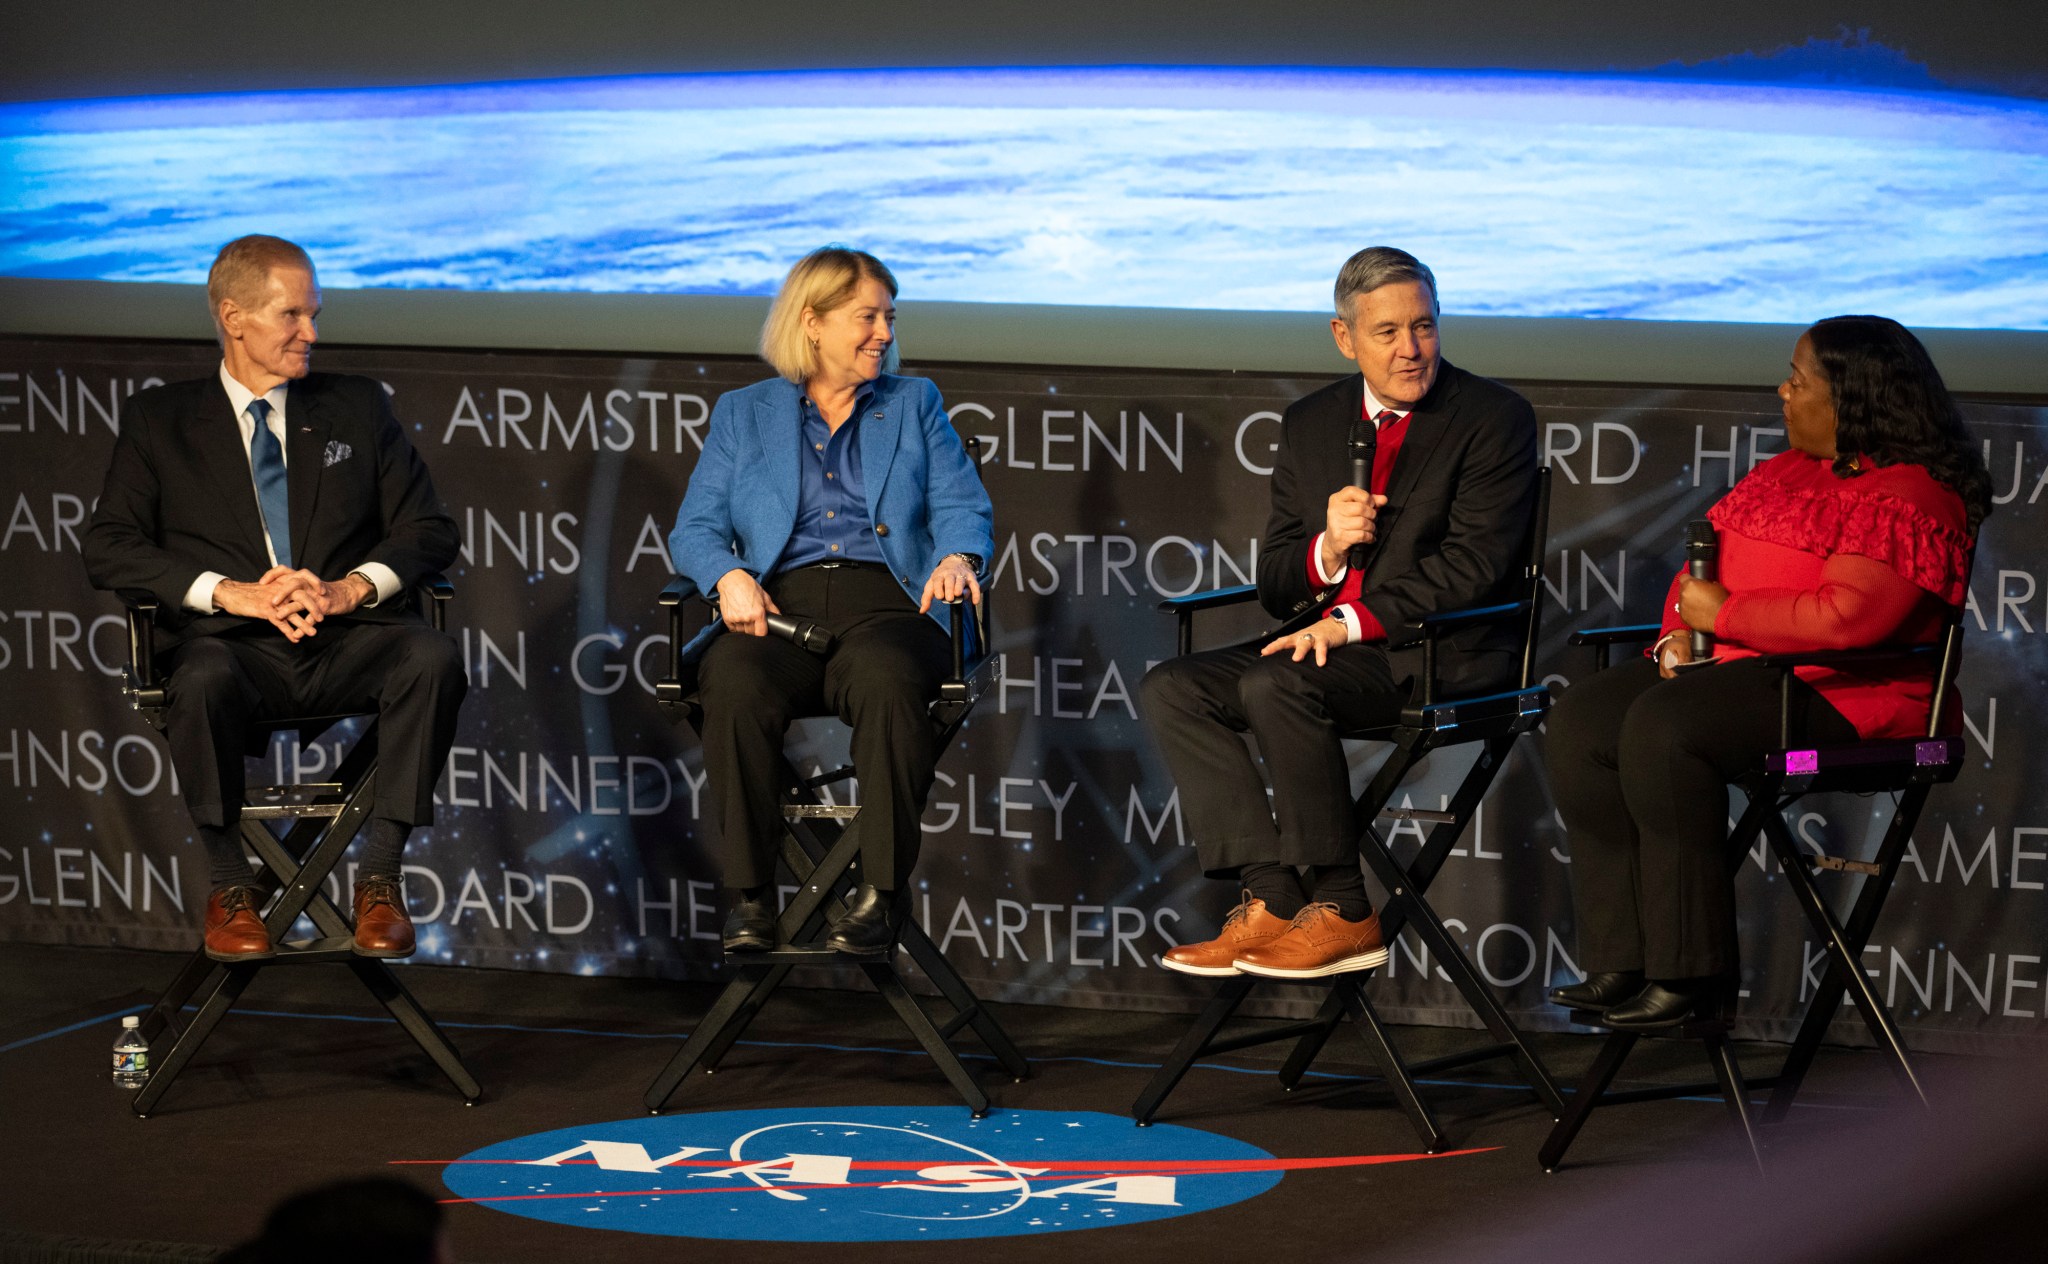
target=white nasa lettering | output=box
[694,1154,854,1202]
[522,1141,715,1172]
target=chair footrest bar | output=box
[247,784,345,797]
[1404,1043,1517,1076]
[1195,1020,1333,1060]
[1589,1074,1781,1108]
[782,805,860,819]
[1380,807,1458,825]
[731,944,892,963]
[937,1007,978,1041]
[241,804,346,820]
[271,937,364,964]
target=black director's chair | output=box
[116,581,480,1117]
[1132,468,1565,1151]
[643,511,1029,1117]
[1539,608,1970,1173]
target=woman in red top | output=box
[1545,316,1991,1028]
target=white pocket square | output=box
[323,440,353,467]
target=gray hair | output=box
[1333,247,1438,321]
[207,234,315,344]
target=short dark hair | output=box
[1333,246,1437,320]
[1805,315,1992,534]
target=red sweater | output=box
[1657,449,1973,739]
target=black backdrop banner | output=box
[2,335,2042,1055]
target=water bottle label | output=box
[113,1051,148,1074]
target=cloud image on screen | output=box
[2,59,2044,329]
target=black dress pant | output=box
[1546,656,1859,979]
[697,563,951,892]
[163,619,467,830]
[1139,639,1409,876]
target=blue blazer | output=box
[668,374,995,630]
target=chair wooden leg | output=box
[1539,1030,1638,1172]
[644,964,777,1113]
[131,962,261,1116]
[1343,981,1449,1153]
[1703,1029,1765,1175]
[348,959,481,1101]
[1276,986,1348,1090]
[694,964,794,1073]
[1131,975,1256,1125]
[900,924,1030,1081]
[864,963,991,1117]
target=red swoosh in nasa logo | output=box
[401,1148,1495,1205]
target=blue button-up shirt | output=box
[775,386,889,573]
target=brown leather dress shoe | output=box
[352,875,416,958]
[1161,893,1292,977]
[204,885,275,962]
[1235,903,1389,978]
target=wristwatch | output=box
[947,553,984,574]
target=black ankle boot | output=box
[1602,979,1721,1029]
[825,885,904,956]
[721,893,777,952]
[1549,971,1647,1012]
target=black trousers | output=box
[697,563,951,892]
[164,620,467,830]
[1546,655,1859,979]
[1139,639,1410,875]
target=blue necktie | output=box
[247,399,292,566]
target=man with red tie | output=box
[1141,247,1538,978]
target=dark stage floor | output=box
[0,943,1989,1263]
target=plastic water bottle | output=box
[112,1015,150,1089]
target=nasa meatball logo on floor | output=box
[437,1107,1296,1240]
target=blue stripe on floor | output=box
[3,1000,1810,1107]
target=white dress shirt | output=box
[181,363,401,613]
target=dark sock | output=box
[1240,862,1309,919]
[201,825,256,891]
[358,818,410,878]
[1307,863,1371,921]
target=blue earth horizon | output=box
[3,63,2043,331]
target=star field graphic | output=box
[1,336,2044,1052]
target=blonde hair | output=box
[207,235,315,343]
[759,247,901,384]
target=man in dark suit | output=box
[83,235,464,962]
[1141,246,1538,979]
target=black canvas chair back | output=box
[1133,467,1564,1151]
[1541,568,1974,1173]
[115,579,479,1116]
[643,436,1028,1118]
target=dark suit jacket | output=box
[1255,359,1539,696]
[83,372,460,651]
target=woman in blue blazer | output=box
[669,247,995,955]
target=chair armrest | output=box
[1570,622,1662,673]
[1416,600,1527,633]
[119,591,162,695]
[1747,644,1937,671]
[658,576,700,607]
[1156,584,1259,615]
[1408,600,1532,709]
[420,573,454,632]
[1568,623,1662,647]
[1158,584,1260,656]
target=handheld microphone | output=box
[1684,519,1718,660]
[1347,418,1378,571]
[764,613,836,655]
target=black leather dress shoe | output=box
[721,896,777,952]
[1549,971,1647,1011]
[1602,980,1720,1029]
[824,885,903,956]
